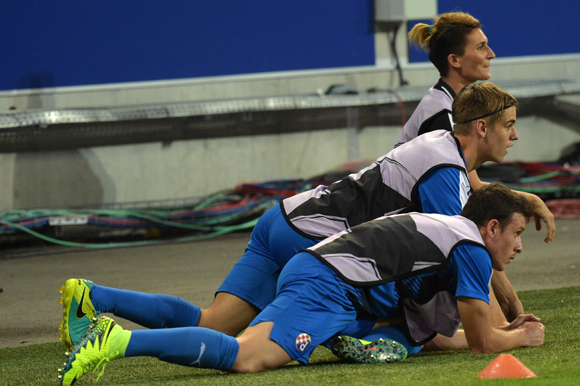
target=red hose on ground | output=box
[546,199,580,219]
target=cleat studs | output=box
[387,355,392,361]
[379,338,384,342]
[58,375,62,379]
[392,342,397,347]
[65,352,69,356]
[58,298,63,304]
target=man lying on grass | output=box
[58,183,544,385]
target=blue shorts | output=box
[249,252,363,364]
[217,204,320,310]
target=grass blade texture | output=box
[1,286,578,386]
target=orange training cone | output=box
[476,354,537,379]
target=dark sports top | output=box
[394,79,456,147]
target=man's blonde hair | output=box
[452,82,518,135]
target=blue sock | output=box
[91,285,201,329]
[362,326,422,356]
[125,327,239,371]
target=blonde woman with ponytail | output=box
[395,12,495,149]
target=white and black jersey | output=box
[307,213,484,286]
[394,79,456,148]
[280,130,468,240]
[307,212,487,344]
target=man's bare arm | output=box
[468,170,487,191]
[457,296,544,354]
[469,171,555,243]
[513,190,555,243]
[490,270,523,322]
[422,330,469,351]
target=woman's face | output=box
[456,28,495,82]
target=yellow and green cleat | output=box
[330,335,408,364]
[58,278,100,350]
[58,316,128,386]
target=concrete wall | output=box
[2,114,579,211]
[2,126,398,210]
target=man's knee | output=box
[229,349,288,374]
[198,294,259,336]
[229,358,267,374]
[231,323,293,373]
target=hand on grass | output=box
[500,314,541,331]
[518,320,545,347]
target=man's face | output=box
[456,28,495,82]
[487,213,527,271]
[486,106,518,163]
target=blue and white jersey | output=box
[281,130,470,239]
[394,79,455,147]
[307,212,491,345]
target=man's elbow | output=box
[470,345,492,354]
[468,340,496,354]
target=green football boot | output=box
[58,316,129,386]
[330,335,408,364]
[58,278,101,350]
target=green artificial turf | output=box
[1,286,578,386]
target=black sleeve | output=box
[417,110,453,137]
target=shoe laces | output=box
[89,350,119,381]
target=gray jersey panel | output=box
[281,131,467,239]
[308,213,484,285]
[402,290,462,342]
[382,130,466,199]
[408,213,484,270]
